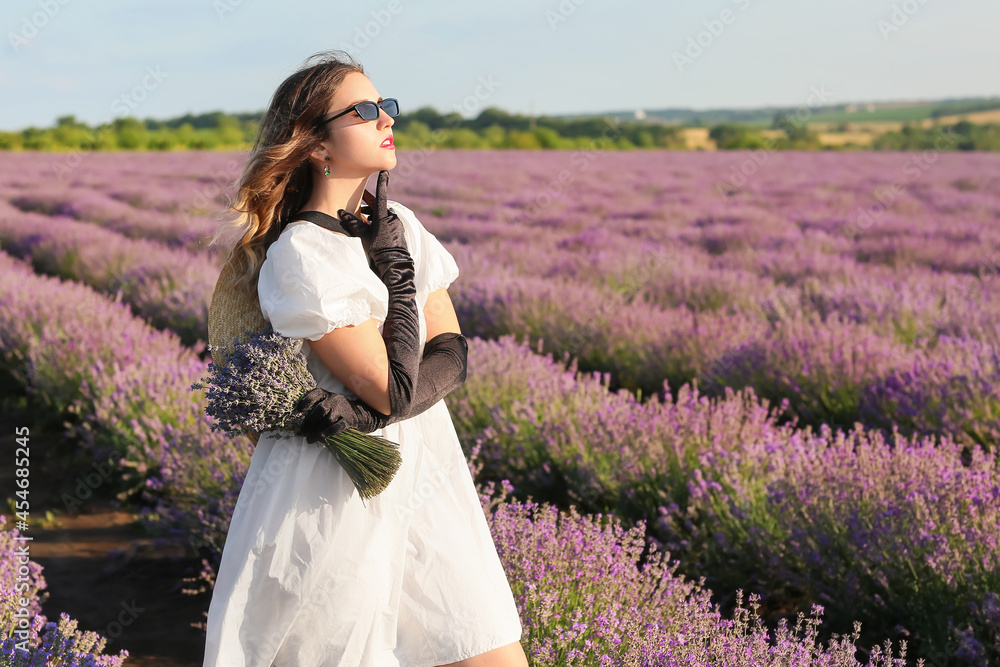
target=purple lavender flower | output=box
[0,516,128,666]
[191,322,401,499]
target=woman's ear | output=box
[309,143,329,163]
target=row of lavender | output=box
[2,194,997,451]
[1,151,997,449]
[0,251,922,665]
[0,244,994,665]
[0,497,916,667]
[0,517,129,665]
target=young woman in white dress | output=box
[202,50,527,667]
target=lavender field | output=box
[1,149,998,666]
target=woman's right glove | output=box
[336,170,420,419]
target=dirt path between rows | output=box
[1,407,209,666]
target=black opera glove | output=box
[337,169,421,420]
[296,332,469,444]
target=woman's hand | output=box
[295,331,471,443]
[295,387,355,444]
[337,170,410,282]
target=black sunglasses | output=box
[320,98,399,125]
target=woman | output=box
[202,50,527,667]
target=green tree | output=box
[147,130,176,151]
[482,124,507,148]
[113,117,149,149]
[440,128,484,148]
[176,123,196,146]
[21,127,53,150]
[0,132,23,150]
[710,123,752,149]
[533,127,563,149]
[507,130,541,149]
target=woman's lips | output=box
[380,137,394,148]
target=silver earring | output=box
[324,155,330,177]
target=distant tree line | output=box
[705,111,829,150]
[0,107,996,151]
[0,108,686,151]
[1,114,255,151]
[709,113,1000,151]
[872,120,1000,150]
[929,99,1000,118]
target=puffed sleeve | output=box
[389,200,460,294]
[257,225,388,341]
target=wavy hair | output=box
[208,49,366,294]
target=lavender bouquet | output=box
[191,322,401,499]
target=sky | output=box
[3,0,999,131]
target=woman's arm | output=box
[307,317,393,416]
[423,287,461,340]
[306,287,461,417]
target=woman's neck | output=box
[301,174,371,220]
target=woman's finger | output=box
[374,170,389,220]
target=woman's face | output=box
[320,71,396,177]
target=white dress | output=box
[202,201,523,667]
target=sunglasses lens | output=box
[355,100,399,121]
[357,102,380,121]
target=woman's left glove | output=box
[296,331,468,444]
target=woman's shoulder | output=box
[270,218,357,252]
[277,218,351,243]
[266,200,435,266]
[264,219,369,274]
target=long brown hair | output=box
[209,49,366,294]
